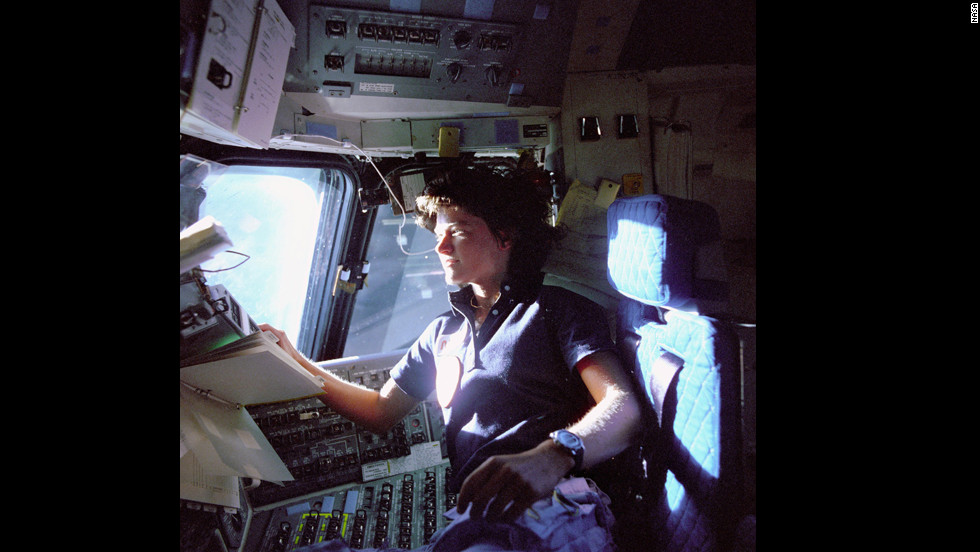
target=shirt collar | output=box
[447,272,544,315]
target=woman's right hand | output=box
[258,323,307,365]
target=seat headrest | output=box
[606,195,728,313]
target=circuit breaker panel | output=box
[282,1,576,107]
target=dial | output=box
[452,30,472,49]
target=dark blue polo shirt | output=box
[389,275,615,491]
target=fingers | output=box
[258,324,285,347]
[456,457,496,514]
[488,488,532,524]
[457,457,535,524]
[257,324,303,360]
[258,324,291,346]
[257,323,279,340]
[258,323,283,338]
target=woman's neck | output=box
[471,285,500,310]
[469,283,502,330]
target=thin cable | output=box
[201,250,251,272]
[345,141,435,256]
[274,133,435,256]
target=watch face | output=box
[556,430,582,450]
[552,430,583,473]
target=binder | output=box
[180,330,326,408]
[179,330,326,507]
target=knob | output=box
[447,62,462,83]
[453,30,471,49]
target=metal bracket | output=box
[332,261,371,296]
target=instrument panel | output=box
[180,349,453,552]
[281,1,576,109]
[244,352,446,510]
[292,5,523,106]
[243,461,456,551]
[242,352,452,551]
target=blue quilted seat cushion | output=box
[649,310,741,550]
[607,195,743,551]
[616,301,742,551]
[606,195,721,310]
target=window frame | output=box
[180,137,365,361]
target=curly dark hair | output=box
[414,164,563,285]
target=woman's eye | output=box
[436,228,464,239]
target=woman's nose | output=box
[436,233,453,254]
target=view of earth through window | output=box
[343,210,450,357]
[198,166,346,349]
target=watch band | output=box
[549,429,584,474]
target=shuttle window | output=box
[196,165,352,353]
[343,210,450,357]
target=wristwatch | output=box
[549,429,585,474]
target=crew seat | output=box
[599,194,754,552]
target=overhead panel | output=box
[287,3,567,108]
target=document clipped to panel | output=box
[181,0,295,148]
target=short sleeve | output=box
[388,315,446,400]
[542,286,616,371]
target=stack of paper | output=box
[542,179,621,310]
[180,331,326,406]
[180,330,326,509]
[180,382,292,509]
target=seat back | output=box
[605,195,746,552]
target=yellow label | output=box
[622,173,643,196]
[438,127,460,157]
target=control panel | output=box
[290,6,529,105]
[243,462,456,551]
[231,351,454,551]
[179,280,454,551]
[244,353,446,509]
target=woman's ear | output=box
[495,230,513,251]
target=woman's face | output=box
[433,207,511,288]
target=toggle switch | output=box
[485,65,501,86]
